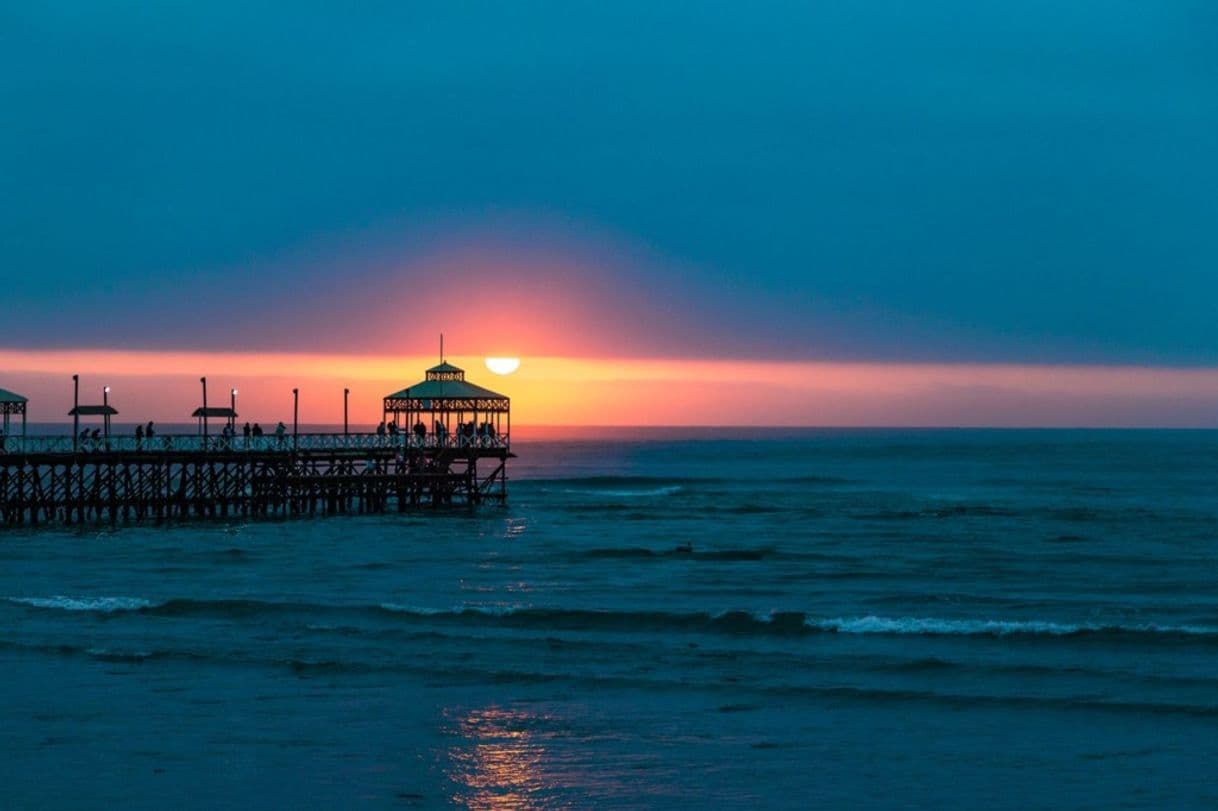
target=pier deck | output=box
[0,433,511,527]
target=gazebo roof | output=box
[385,361,508,403]
[69,405,118,416]
[0,388,27,403]
[385,378,509,402]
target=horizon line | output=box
[14,422,1218,432]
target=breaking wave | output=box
[804,616,1218,637]
[10,596,1217,644]
[559,485,683,498]
[6,596,156,612]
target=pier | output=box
[0,360,512,527]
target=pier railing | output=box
[0,432,509,456]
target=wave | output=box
[777,474,854,484]
[376,604,815,634]
[809,615,1218,638]
[558,485,682,498]
[10,596,1218,645]
[580,547,773,561]
[375,606,1218,642]
[5,638,1215,719]
[6,596,156,612]
[856,504,1019,521]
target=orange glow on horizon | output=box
[3,347,1218,428]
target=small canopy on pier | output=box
[1,387,27,442]
[191,407,237,419]
[68,404,118,416]
[193,405,238,434]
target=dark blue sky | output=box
[3,2,1216,362]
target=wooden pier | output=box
[0,436,510,527]
[0,356,513,528]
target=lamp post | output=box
[343,388,349,436]
[103,386,111,440]
[72,374,79,453]
[292,388,299,449]
[201,377,208,448]
[231,388,238,432]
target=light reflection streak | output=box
[446,706,549,810]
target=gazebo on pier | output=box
[0,388,28,449]
[383,361,510,447]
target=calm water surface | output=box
[2,429,1217,808]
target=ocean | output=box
[2,428,1217,809]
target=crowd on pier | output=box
[374,419,500,448]
[3,423,507,455]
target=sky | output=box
[3,2,1217,425]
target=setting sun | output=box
[485,356,521,375]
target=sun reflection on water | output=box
[446,707,548,810]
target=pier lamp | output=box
[344,388,349,436]
[293,388,299,445]
[200,377,208,445]
[231,388,238,431]
[103,386,111,439]
[72,374,80,452]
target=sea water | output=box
[2,429,1217,809]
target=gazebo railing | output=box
[0,432,509,455]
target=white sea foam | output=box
[379,603,456,616]
[807,615,1218,637]
[7,596,156,612]
[561,486,682,498]
[379,603,521,617]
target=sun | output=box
[484,357,520,375]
